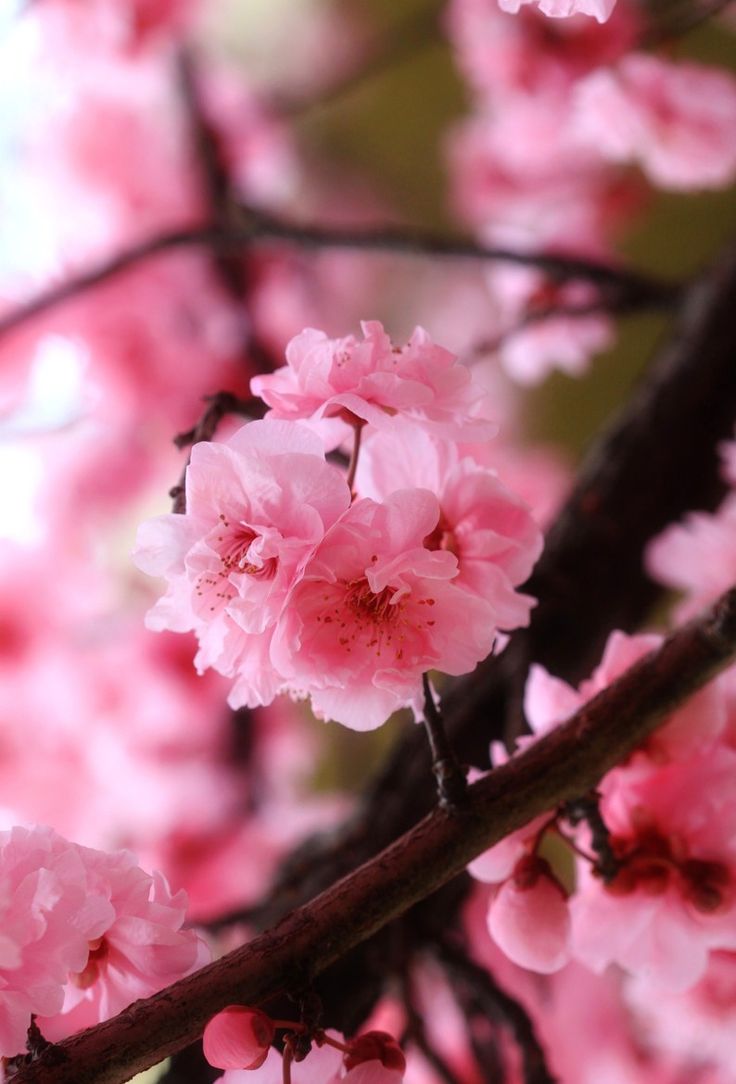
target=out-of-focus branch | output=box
[176,50,279,377]
[0,209,679,341]
[438,939,556,1084]
[13,584,736,1084]
[641,0,735,47]
[168,391,263,514]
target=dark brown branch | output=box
[246,208,680,309]
[14,584,736,1084]
[176,50,279,377]
[0,211,678,341]
[0,225,228,338]
[421,673,467,811]
[439,940,556,1084]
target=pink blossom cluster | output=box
[0,825,207,1059]
[444,0,736,382]
[470,629,736,993]
[135,321,543,731]
[646,438,736,622]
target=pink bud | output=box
[488,859,571,974]
[344,1031,406,1074]
[202,1005,275,1070]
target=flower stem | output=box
[345,422,364,496]
[421,674,467,812]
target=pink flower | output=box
[204,1006,275,1070]
[525,629,726,758]
[467,774,569,973]
[570,747,736,990]
[134,420,350,708]
[215,1028,405,1084]
[488,856,571,973]
[250,321,496,444]
[0,826,206,1054]
[497,0,617,23]
[217,1034,341,1083]
[625,951,736,1066]
[0,827,90,1057]
[574,56,736,190]
[497,304,614,385]
[358,427,543,630]
[646,495,736,622]
[445,0,638,102]
[39,843,208,1040]
[522,640,733,991]
[343,1031,406,1075]
[271,490,498,730]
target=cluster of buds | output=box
[203,1005,406,1083]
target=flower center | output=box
[215,516,277,579]
[423,515,458,557]
[606,829,730,913]
[71,936,109,989]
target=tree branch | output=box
[0,210,678,341]
[14,584,736,1084]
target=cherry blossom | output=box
[38,842,208,1040]
[445,0,638,102]
[134,419,351,708]
[204,1006,275,1070]
[0,826,90,1056]
[358,426,543,628]
[0,826,206,1055]
[524,631,736,989]
[646,495,736,621]
[570,746,736,991]
[270,489,499,730]
[487,854,571,973]
[498,0,617,22]
[251,321,497,444]
[574,56,736,191]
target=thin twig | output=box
[641,0,735,47]
[176,49,278,376]
[168,392,263,514]
[0,211,679,341]
[14,583,736,1084]
[563,791,619,883]
[421,673,467,811]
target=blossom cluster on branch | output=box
[0,1,736,1083]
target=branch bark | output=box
[0,210,678,341]
[13,584,736,1084]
